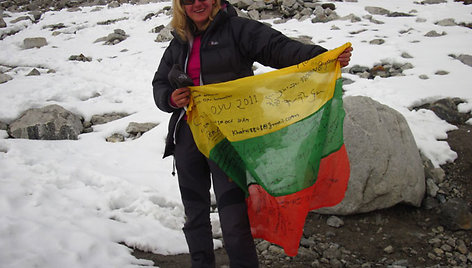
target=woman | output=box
[152,0,352,267]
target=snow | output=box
[0,0,471,267]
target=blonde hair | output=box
[171,0,221,41]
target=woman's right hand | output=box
[171,87,191,108]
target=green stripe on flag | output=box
[209,78,345,197]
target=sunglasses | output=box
[181,0,207,5]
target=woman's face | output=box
[184,0,215,30]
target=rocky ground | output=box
[132,123,472,267]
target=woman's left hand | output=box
[338,46,353,68]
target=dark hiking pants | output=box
[174,121,259,268]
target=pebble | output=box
[327,216,344,228]
[435,70,449,75]
[384,245,394,254]
[434,247,444,255]
[457,241,468,254]
[106,133,125,143]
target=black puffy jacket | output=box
[152,2,327,158]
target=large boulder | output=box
[8,104,83,140]
[316,96,425,215]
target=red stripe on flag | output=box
[246,144,350,256]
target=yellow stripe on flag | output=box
[187,43,351,157]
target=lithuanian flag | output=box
[186,43,351,256]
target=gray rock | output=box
[282,0,296,7]
[365,6,390,16]
[327,216,344,228]
[438,198,472,231]
[321,3,336,10]
[435,18,457,26]
[316,96,425,215]
[369,38,385,45]
[23,37,47,49]
[108,1,121,8]
[384,245,394,254]
[26,68,40,76]
[268,245,285,255]
[342,77,355,85]
[91,112,128,125]
[311,6,339,23]
[30,11,42,22]
[0,17,6,28]
[426,178,439,197]
[8,104,83,140]
[125,122,158,135]
[248,1,266,11]
[425,30,446,37]
[247,9,259,20]
[97,17,128,25]
[256,240,270,252]
[105,29,128,45]
[69,54,92,62]
[395,259,410,266]
[297,247,316,258]
[423,196,439,210]
[303,2,318,9]
[299,237,316,248]
[323,244,342,259]
[0,121,7,131]
[0,73,13,84]
[106,133,125,143]
[67,7,82,12]
[155,26,173,42]
[292,35,314,45]
[457,54,472,67]
[143,12,155,21]
[435,70,449,75]
[151,25,165,34]
[340,14,362,23]
[399,28,414,35]
[422,153,446,184]
[432,168,446,184]
[300,7,312,16]
[366,16,385,24]
[230,0,252,10]
[421,0,447,4]
[388,12,414,17]
[422,98,470,125]
[43,23,66,31]
[399,62,414,71]
[11,16,32,23]
[348,65,370,74]
[329,258,343,268]
[94,36,108,43]
[457,240,468,254]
